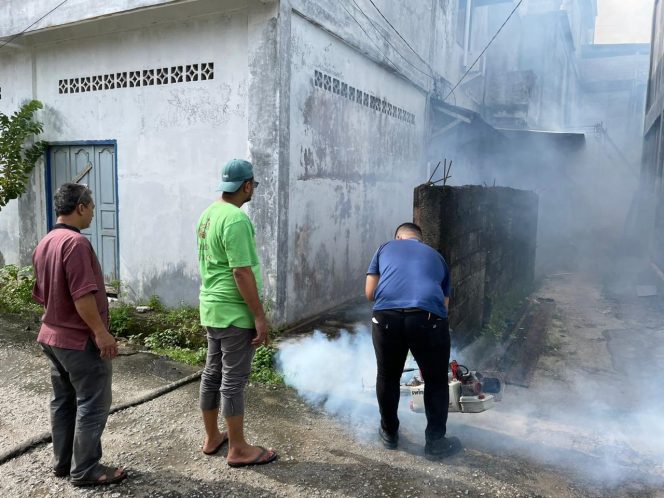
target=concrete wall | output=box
[0,49,37,268]
[0,3,281,306]
[0,0,249,37]
[285,11,427,323]
[414,184,538,346]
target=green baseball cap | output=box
[217,159,254,193]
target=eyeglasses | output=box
[247,179,259,188]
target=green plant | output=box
[250,345,284,384]
[481,285,531,343]
[0,265,41,313]
[109,303,135,337]
[147,294,165,312]
[150,346,207,366]
[0,100,47,211]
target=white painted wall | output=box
[1,9,250,304]
[0,49,38,267]
[286,12,427,322]
[1,0,207,36]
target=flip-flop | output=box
[227,446,278,468]
[203,432,229,455]
[71,465,127,487]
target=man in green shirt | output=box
[197,158,277,467]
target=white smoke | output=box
[276,327,381,443]
[276,324,664,487]
[276,325,462,445]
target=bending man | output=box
[365,222,460,459]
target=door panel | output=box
[48,144,119,285]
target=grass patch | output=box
[149,346,208,366]
[110,295,283,384]
[0,266,283,385]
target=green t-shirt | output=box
[197,201,263,329]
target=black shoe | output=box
[378,427,398,449]
[424,436,462,460]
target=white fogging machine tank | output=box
[407,360,503,414]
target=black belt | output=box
[393,308,425,313]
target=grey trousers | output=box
[199,326,255,417]
[40,339,112,480]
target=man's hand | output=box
[252,317,270,347]
[74,293,118,359]
[94,329,119,359]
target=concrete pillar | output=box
[247,0,291,324]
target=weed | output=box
[481,285,532,344]
[109,303,135,337]
[250,345,284,385]
[150,346,207,366]
[147,294,165,312]
[0,265,41,313]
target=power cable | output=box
[443,0,524,102]
[365,0,435,74]
[0,0,69,52]
[347,0,433,80]
[338,1,401,74]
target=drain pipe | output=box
[0,369,202,466]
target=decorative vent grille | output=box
[313,69,416,125]
[58,62,214,95]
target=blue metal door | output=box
[48,144,119,285]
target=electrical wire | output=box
[348,0,434,80]
[0,0,69,52]
[443,0,524,102]
[365,0,435,74]
[338,1,402,74]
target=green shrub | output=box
[0,265,41,313]
[250,345,284,385]
[147,294,165,312]
[109,303,135,337]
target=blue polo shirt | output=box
[367,239,451,318]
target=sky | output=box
[594,0,654,44]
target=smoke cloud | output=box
[277,323,664,488]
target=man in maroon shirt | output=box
[32,183,126,487]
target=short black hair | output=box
[54,183,93,216]
[394,222,422,238]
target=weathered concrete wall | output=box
[414,185,538,346]
[286,11,427,323]
[0,49,41,268]
[0,0,248,37]
[0,5,254,305]
[247,0,287,322]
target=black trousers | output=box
[371,309,451,441]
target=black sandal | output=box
[71,465,127,487]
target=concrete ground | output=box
[1,269,664,497]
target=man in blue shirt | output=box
[366,222,460,459]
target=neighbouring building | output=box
[0,0,478,326]
[641,0,664,269]
[0,0,651,327]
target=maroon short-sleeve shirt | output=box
[32,225,109,350]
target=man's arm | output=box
[444,296,450,311]
[74,293,118,359]
[232,266,269,346]
[365,274,380,302]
